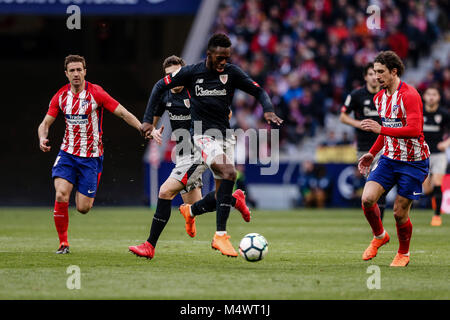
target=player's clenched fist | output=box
[40,138,51,152]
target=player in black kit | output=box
[340,63,386,220]
[421,87,450,226]
[129,55,251,259]
[137,34,282,258]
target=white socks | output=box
[375,230,386,239]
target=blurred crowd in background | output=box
[211,0,449,152]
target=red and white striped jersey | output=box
[47,81,119,157]
[372,81,430,162]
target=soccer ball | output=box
[239,233,268,262]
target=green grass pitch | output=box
[0,207,449,299]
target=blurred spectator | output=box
[297,161,331,208]
[349,166,366,207]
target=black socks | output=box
[433,185,442,216]
[191,190,237,216]
[216,180,235,231]
[147,198,172,247]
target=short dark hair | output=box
[64,54,86,70]
[162,55,185,73]
[374,51,405,77]
[363,62,374,76]
[207,33,232,51]
[424,86,441,96]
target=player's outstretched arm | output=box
[232,65,283,126]
[38,114,56,152]
[340,111,361,129]
[113,104,143,135]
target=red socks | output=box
[396,218,412,254]
[363,203,384,237]
[54,201,69,245]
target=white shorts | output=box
[193,134,236,180]
[169,153,207,194]
[429,152,448,175]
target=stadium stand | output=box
[210,0,449,155]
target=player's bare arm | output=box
[340,112,362,129]
[437,137,450,151]
[113,105,143,135]
[38,114,56,152]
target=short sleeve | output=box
[47,93,60,118]
[93,85,120,112]
[342,92,355,114]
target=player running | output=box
[421,87,450,226]
[340,62,386,220]
[128,56,251,259]
[134,34,282,258]
[358,51,430,267]
[38,55,142,254]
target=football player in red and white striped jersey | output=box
[38,55,142,254]
[358,51,430,267]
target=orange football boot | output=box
[431,215,442,227]
[362,232,390,261]
[211,233,238,257]
[179,204,196,237]
[390,253,410,267]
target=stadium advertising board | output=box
[0,0,201,15]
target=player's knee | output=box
[55,190,70,203]
[76,204,92,214]
[221,166,236,181]
[158,187,177,200]
[361,195,377,208]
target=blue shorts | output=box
[52,150,103,198]
[367,155,429,200]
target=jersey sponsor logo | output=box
[219,74,228,84]
[65,114,89,125]
[364,99,371,105]
[195,85,227,96]
[423,124,440,132]
[168,112,191,121]
[382,117,403,128]
[196,78,204,84]
[184,99,190,108]
[363,107,379,117]
[166,102,172,107]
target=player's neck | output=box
[70,81,85,95]
[366,84,379,94]
[425,103,438,112]
[386,77,401,96]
